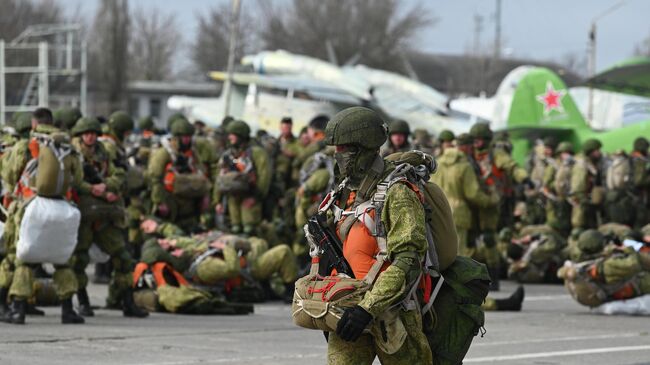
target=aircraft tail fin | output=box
[505,67,588,131]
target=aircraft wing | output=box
[209,71,361,105]
[585,57,650,97]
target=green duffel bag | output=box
[425,256,491,365]
[77,194,125,223]
[218,171,251,194]
[292,274,370,332]
[172,173,211,198]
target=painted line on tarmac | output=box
[524,294,571,301]
[125,353,325,365]
[473,332,642,347]
[464,344,650,363]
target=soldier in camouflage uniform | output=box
[322,107,432,364]
[412,128,435,156]
[630,137,650,228]
[469,123,530,290]
[524,137,557,225]
[542,142,574,236]
[138,223,297,301]
[570,138,606,230]
[558,229,650,308]
[214,120,271,235]
[505,225,567,283]
[380,119,412,157]
[430,133,499,258]
[70,117,148,318]
[437,129,455,155]
[148,118,217,233]
[0,108,84,324]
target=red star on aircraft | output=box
[536,81,566,115]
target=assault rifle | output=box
[305,213,355,278]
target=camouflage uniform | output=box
[542,142,574,236]
[214,121,271,235]
[148,119,217,233]
[570,139,606,230]
[380,119,412,158]
[323,107,432,364]
[0,122,84,324]
[630,138,650,228]
[430,147,499,257]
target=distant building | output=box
[126,81,220,128]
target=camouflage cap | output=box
[226,120,251,138]
[556,141,574,154]
[13,112,33,134]
[171,118,195,136]
[456,133,473,146]
[389,119,410,135]
[108,111,134,137]
[543,136,558,149]
[71,117,102,136]
[138,116,154,131]
[634,137,649,152]
[469,122,493,141]
[577,229,605,254]
[325,107,387,150]
[438,129,455,142]
[582,138,602,154]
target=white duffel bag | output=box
[17,196,80,265]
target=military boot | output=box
[61,297,85,324]
[495,286,524,311]
[93,263,111,284]
[0,287,8,316]
[1,299,26,324]
[122,289,149,318]
[77,288,95,317]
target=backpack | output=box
[553,156,574,198]
[20,133,75,198]
[606,154,632,191]
[385,152,490,364]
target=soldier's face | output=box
[180,135,192,146]
[474,138,485,150]
[280,123,292,136]
[228,134,239,146]
[544,147,554,157]
[589,149,602,161]
[82,132,97,146]
[390,133,406,147]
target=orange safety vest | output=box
[133,262,189,288]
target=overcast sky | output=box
[65,0,649,73]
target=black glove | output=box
[335,305,373,342]
[522,177,535,190]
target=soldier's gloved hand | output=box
[336,305,372,342]
[483,232,496,248]
[522,177,535,190]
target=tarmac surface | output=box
[1,280,649,365]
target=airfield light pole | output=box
[587,0,626,122]
[223,0,242,118]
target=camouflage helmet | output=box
[543,136,558,150]
[226,120,251,138]
[325,107,387,150]
[171,118,195,136]
[389,119,410,135]
[469,123,493,141]
[633,137,649,152]
[438,129,455,142]
[581,138,602,154]
[54,107,82,130]
[13,112,33,134]
[167,113,185,130]
[71,117,102,136]
[556,141,574,154]
[138,116,154,131]
[108,111,134,138]
[456,133,473,146]
[577,229,605,255]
